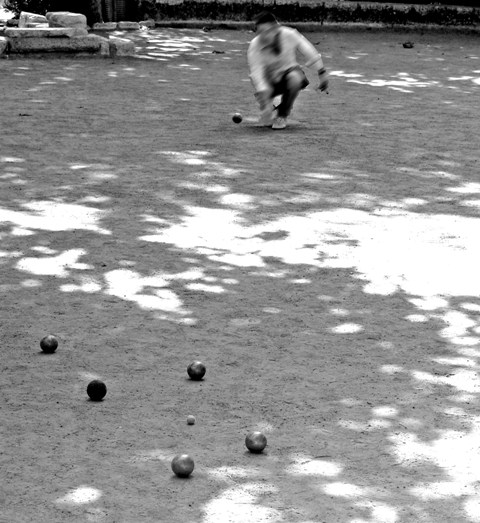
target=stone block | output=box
[109,35,135,56]
[8,34,109,54]
[19,11,47,28]
[139,20,155,29]
[117,22,140,30]
[0,36,8,55]
[5,27,88,38]
[25,23,50,28]
[46,11,87,30]
[93,22,117,31]
[99,38,110,56]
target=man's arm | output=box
[247,39,274,116]
[292,29,329,91]
[292,29,325,71]
[247,39,270,94]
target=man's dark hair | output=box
[253,11,278,26]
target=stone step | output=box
[0,35,7,54]
[109,35,135,56]
[7,34,109,54]
[117,21,140,30]
[24,23,49,28]
[5,27,88,38]
[92,22,118,31]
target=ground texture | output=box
[1,28,480,523]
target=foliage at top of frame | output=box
[4,0,479,26]
[4,0,55,16]
[150,1,480,26]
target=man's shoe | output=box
[272,117,287,130]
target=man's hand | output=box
[317,68,329,93]
[255,90,272,110]
[254,91,275,126]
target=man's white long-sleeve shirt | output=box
[247,26,324,92]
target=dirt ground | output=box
[1,27,480,523]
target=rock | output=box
[109,35,135,56]
[0,36,8,55]
[24,22,49,28]
[19,11,47,28]
[93,22,117,31]
[8,34,108,54]
[139,20,155,29]
[46,12,87,30]
[99,38,110,56]
[117,22,139,31]
[5,27,88,38]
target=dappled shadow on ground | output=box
[92,26,249,63]
[1,29,480,522]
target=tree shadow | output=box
[1,27,479,523]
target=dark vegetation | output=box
[4,0,480,26]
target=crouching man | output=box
[247,11,329,130]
